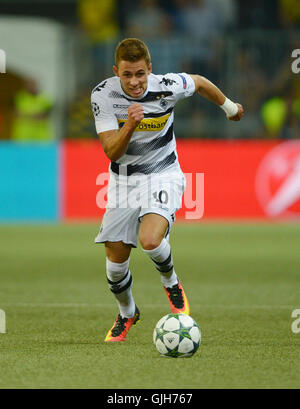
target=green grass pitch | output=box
[0,222,300,389]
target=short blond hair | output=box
[115,38,151,67]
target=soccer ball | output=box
[153,313,201,358]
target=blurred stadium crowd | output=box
[0,0,299,141]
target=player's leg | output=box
[139,214,177,288]
[105,242,134,318]
[95,176,142,341]
[104,241,140,342]
[139,213,190,315]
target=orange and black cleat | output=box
[104,306,140,342]
[164,281,190,315]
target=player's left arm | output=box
[189,74,244,121]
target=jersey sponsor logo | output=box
[113,104,130,109]
[178,74,187,89]
[255,140,300,217]
[118,113,171,132]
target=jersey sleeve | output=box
[160,72,196,102]
[91,88,119,134]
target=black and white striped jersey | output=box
[91,72,195,176]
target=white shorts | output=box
[95,167,186,247]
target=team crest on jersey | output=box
[159,98,168,108]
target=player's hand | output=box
[128,103,144,128]
[228,103,244,121]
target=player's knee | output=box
[139,234,162,251]
[105,241,131,263]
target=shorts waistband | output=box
[110,151,176,176]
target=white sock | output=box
[142,238,178,288]
[106,258,136,318]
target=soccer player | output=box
[91,38,244,342]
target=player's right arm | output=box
[99,104,144,162]
[91,82,144,161]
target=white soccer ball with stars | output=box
[153,313,201,358]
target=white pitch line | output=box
[0,303,295,309]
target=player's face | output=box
[114,59,152,98]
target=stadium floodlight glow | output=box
[0,49,6,73]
